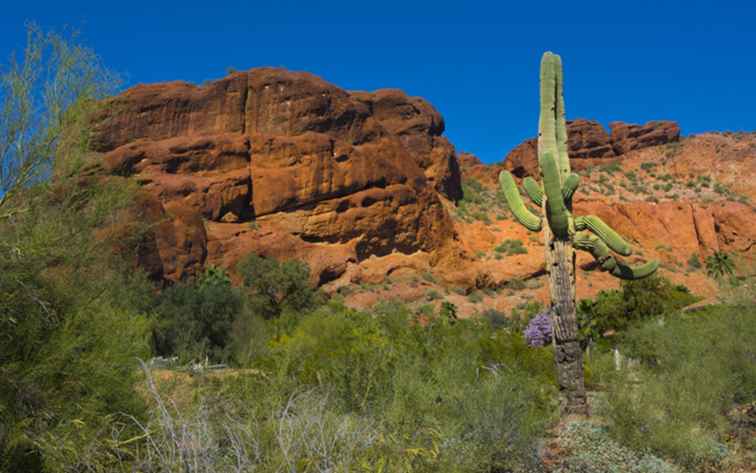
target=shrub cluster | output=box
[590,303,756,470]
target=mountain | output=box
[88,68,756,315]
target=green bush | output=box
[495,238,528,255]
[640,162,657,172]
[236,253,320,319]
[554,421,681,473]
[578,276,697,343]
[705,251,735,279]
[600,161,622,174]
[602,304,756,469]
[0,179,154,472]
[152,266,241,363]
[686,253,702,270]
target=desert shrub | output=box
[686,253,702,270]
[271,301,398,410]
[554,421,681,473]
[578,276,697,344]
[152,266,241,363]
[467,290,484,303]
[705,251,735,279]
[252,300,555,471]
[0,180,154,473]
[439,301,458,321]
[505,277,527,291]
[508,300,543,332]
[482,308,508,329]
[600,161,621,174]
[495,238,528,255]
[640,162,657,172]
[472,210,491,223]
[425,288,442,301]
[461,177,486,205]
[236,253,320,319]
[602,303,756,469]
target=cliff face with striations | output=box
[89,68,754,316]
[91,68,461,283]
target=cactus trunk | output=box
[498,52,658,419]
[538,52,588,417]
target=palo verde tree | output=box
[499,52,659,416]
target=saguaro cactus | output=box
[499,52,659,416]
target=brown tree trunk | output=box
[544,225,588,417]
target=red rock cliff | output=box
[91,68,462,283]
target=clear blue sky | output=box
[2,0,754,163]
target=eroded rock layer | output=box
[91,68,462,282]
[503,119,680,177]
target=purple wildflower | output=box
[524,310,553,347]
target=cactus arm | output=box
[609,260,659,280]
[574,231,659,280]
[498,171,542,232]
[562,173,580,202]
[574,215,632,256]
[523,177,544,206]
[573,231,611,260]
[540,152,570,238]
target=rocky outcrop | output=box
[609,121,681,155]
[503,119,680,177]
[91,68,462,282]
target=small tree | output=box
[0,24,117,215]
[498,52,659,416]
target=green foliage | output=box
[461,177,485,205]
[495,238,528,255]
[232,299,557,472]
[600,161,622,174]
[440,301,458,321]
[640,162,657,172]
[705,251,735,279]
[601,304,756,469]
[687,253,702,270]
[236,253,320,319]
[578,276,697,343]
[554,421,681,473]
[467,291,483,303]
[152,266,241,363]
[0,178,153,472]
[0,24,118,211]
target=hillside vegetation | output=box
[1,26,754,473]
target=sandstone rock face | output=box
[609,120,681,155]
[502,119,680,177]
[92,68,462,282]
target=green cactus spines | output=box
[540,152,570,239]
[539,54,559,175]
[499,51,658,283]
[574,231,610,258]
[498,170,542,231]
[523,177,544,206]
[573,231,658,280]
[609,259,660,280]
[501,51,663,417]
[574,215,632,256]
[553,55,570,180]
[561,173,580,201]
